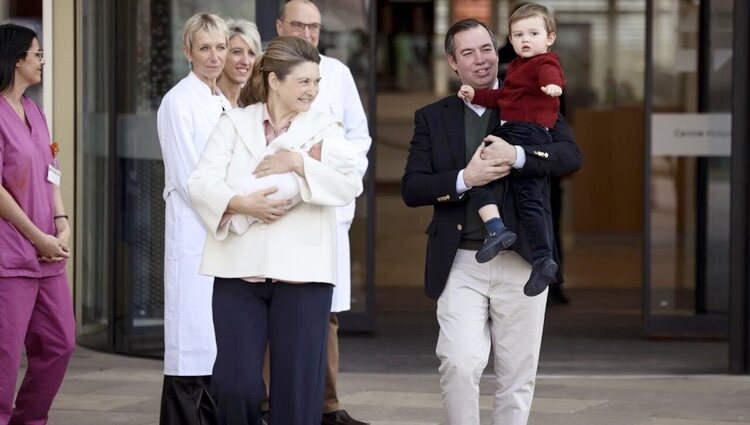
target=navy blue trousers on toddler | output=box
[467,121,559,296]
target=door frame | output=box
[729,0,750,374]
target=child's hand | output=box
[458,85,475,101]
[308,141,323,161]
[541,84,563,97]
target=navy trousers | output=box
[468,121,555,262]
[211,278,332,425]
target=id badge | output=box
[47,164,61,186]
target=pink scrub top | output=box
[0,96,66,278]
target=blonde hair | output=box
[182,13,229,52]
[240,36,320,106]
[509,3,556,35]
[225,19,262,56]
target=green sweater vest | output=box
[461,106,501,248]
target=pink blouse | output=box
[0,96,66,278]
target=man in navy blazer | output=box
[401,19,581,425]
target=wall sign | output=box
[651,113,731,157]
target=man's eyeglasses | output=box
[286,21,322,34]
[25,51,44,60]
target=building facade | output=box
[2,0,748,372]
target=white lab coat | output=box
[156,72,231,376]
[315,54,372,312]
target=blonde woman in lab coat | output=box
[155,13,230,425]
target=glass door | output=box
[111,0,257,356]
[314,0,377,332]
[645,0,732,338]
[78,0,115,350]
[78,0,257,355]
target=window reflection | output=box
[648,0,732,317]
[316,0,374,317]
[79,0,113,347]
[78,0,256,353]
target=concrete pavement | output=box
[39,346,750,425]
[23,288,750,425]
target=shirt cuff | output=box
[456,169,470,194]
[513,146,526,169]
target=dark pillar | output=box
[729,0,750,374]
[256,0,283,43]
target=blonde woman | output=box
[188,36,361,425]
[155,13,230,425]
[217,19,261,108]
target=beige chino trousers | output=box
[436,249,548,425]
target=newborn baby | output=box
[232,132,320,206]
[225,130,350,235]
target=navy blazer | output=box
[401,95,582,300]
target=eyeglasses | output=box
[25,50,44,59]
[286,21,322,34]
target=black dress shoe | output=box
[524,257,558,297]
[475,228,517,263]
[321,409,369,425]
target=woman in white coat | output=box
[187,36,361,425]
[155,13,230,425]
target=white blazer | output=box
[156,72,230,376]
[187,103,362,284]
[225,125,356,236]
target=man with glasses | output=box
[273,1,371,425]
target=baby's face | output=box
[509,15,556,58]
[308,141,323,161]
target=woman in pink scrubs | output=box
[0,23,75,424]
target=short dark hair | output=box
[0,23,38,94]
[444,19,498,58]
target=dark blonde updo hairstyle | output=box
[240,36,320,106]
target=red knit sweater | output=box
[472,52,565,129]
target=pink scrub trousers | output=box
[0,273,75,425]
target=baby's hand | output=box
[308,141,323,161]
[458,85,475,101]
[541,84,563,97]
